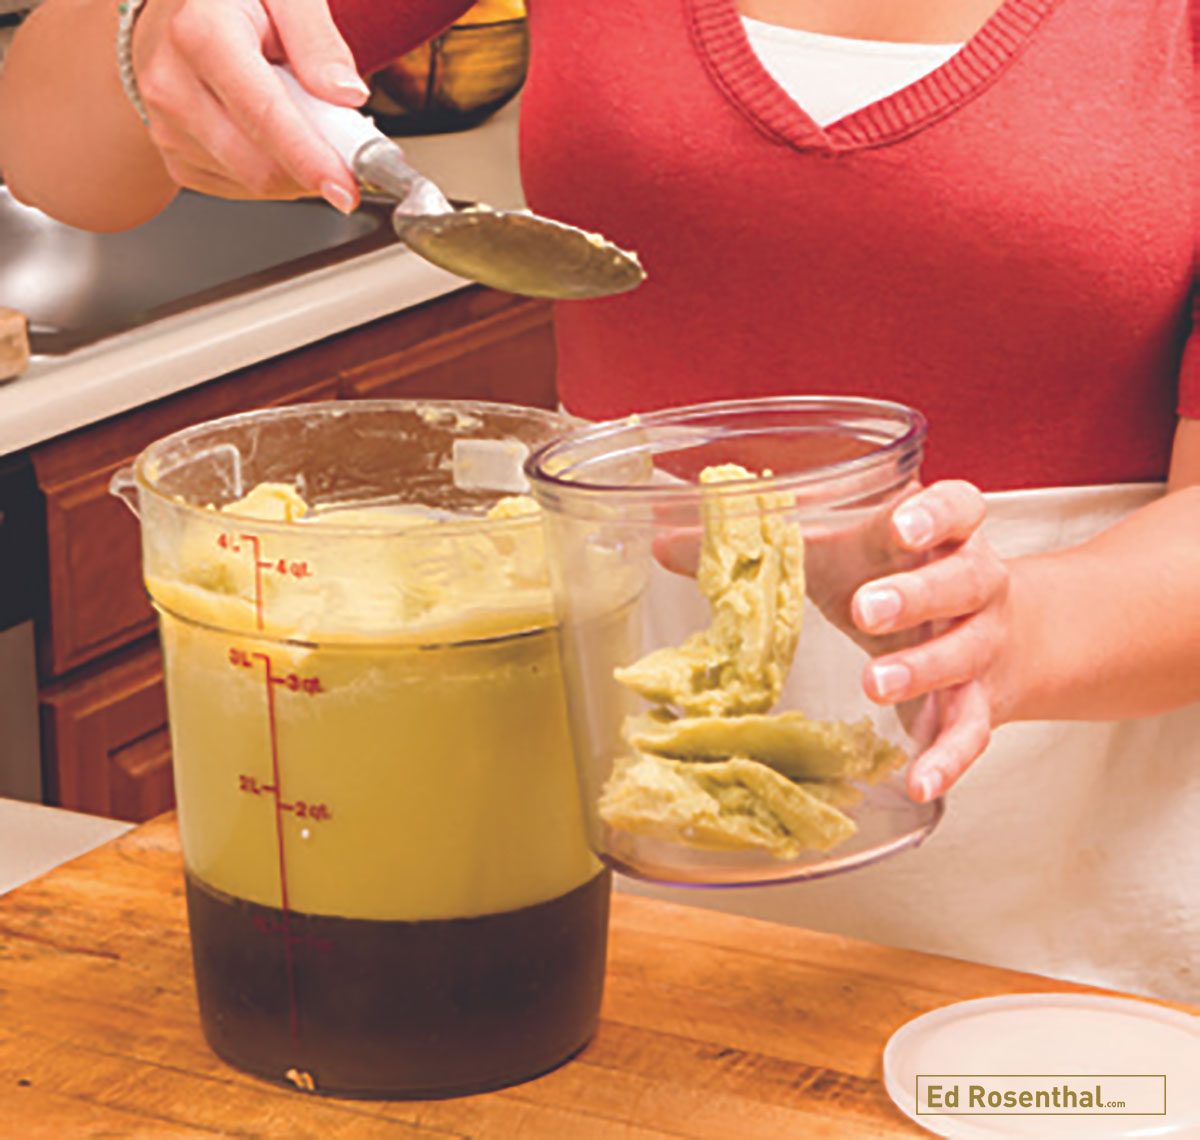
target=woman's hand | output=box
[131,0,368,209]
[850,480,1012,803]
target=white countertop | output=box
[0,99,525,457]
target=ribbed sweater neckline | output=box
[687,0,1064,150]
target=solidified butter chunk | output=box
[605,463,909,862]
[698,463,805,712]
[221,482,309,522]
[175,486,552,638]
[305,503,446,528]
[795,779,864,810]
[624,710,907,784]
[598,753,856,857]
[487,494,541,520]
[171,483,311,603]
[614,464,804,715]
[612,634,728,715]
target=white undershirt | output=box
[741,17,964,126]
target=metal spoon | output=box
[275,66,645,300]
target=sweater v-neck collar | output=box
[687,0,1064,151]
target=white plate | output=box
[882,993,1200,1138]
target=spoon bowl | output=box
[278,66,645,300]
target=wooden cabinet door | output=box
[39,638,172,823]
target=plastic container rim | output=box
[524,395,929,507]
[125,397,567,539]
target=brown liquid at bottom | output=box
[184,868,612,1098]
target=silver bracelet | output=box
[116,0,151,125]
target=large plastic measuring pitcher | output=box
[110,399,610,1099]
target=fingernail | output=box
[857,586,901,631]
[870,661,910,700]
[916,771,943,801]
[319,180,355,215]
[894,505,934,548]
[325,64,370,100]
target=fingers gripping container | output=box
[110,400,610,1099]
[525,396,944,888]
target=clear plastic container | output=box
[110,399,609,1099]
[526,396,944,887]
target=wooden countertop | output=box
[0,813,1163,1138]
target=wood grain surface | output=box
[0,813,1159,1139]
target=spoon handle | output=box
[272,64,383,167]
[272,64,453,214]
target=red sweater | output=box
[332,0,1197,490]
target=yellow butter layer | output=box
[150,488,601,921]
[159,610,599,921]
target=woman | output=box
[2,0,1197,998]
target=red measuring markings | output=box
[250,914,333,954]
[229,648,324,696]
[216,532,313,630]
[229,647,332,1052]
[238,776,332,822]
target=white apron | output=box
[616,483,1200,1005]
